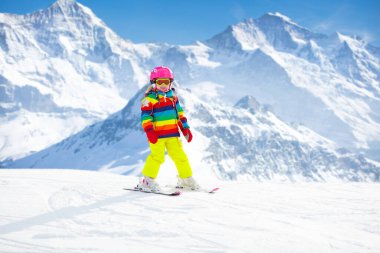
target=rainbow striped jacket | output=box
[141,88,190,139]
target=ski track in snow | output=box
[0,169,380,253]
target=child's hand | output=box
[182,128,193,143]
[146,129,158,144]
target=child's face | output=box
[155,78,171,92]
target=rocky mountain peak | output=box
[234,95,261,112]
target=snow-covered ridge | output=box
[0,0,152,160]
[8,85,380,182]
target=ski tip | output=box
[209,187,220,193]
[171,191,181,196]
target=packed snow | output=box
[0,169,379,253]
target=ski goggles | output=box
[155,78,171,86]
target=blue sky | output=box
[1,0,379,46]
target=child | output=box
[138,66,199,192]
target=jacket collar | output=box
[154,89,173,97]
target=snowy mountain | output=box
[9,85,380,182]
[0,0,155,160]
[1,1,380,169]
[199,13,380,161]
[1,169,380,253]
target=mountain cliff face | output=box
[1,1,380,176]
[9,85,380,182]
[0,0,150,159]
[202,13,380,160]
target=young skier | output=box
[138,66,200,192]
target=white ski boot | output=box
[137,176,162,193]
[176,176,200,191]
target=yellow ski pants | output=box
[142,137,193,179]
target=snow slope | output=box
[0,169,379,253]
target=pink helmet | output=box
[150,66,174,83]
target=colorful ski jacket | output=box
[141,88,190,139]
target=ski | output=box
[165,185,220,194]
[207,187,220,193]
[123,187,181,196]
